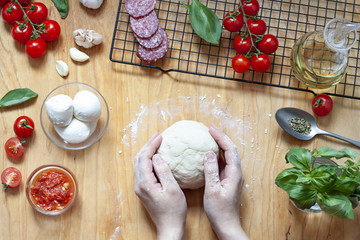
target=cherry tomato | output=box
[1,167,22,190]
[4,137,24,159]
[11,21,33,43]
[234,35,253,54]
[312,94,333,117]
[232,55,250,73]
[223,11,244,32]
[240,0,259,16]
[251,54,271,72]
[0,0,10,6]
[1,2,24,24]
[247,18,267,36]
[257,34,278,54]
[17,0,31,6]
[14,116,35,139]
[40,20,61,42]
[25,2,48,24]
[25,38,47,58]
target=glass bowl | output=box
[26,164,78,216]
[40,82,109,150]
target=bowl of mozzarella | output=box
[40,82,109,150]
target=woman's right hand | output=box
[203,124,249,240]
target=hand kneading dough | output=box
[157,120,219,189]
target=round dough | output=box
[157,120,219,189]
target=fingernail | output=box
[205,152,216,162]
[152,154,161,165]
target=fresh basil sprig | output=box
[180,0,222,44]
[51,0,69,19]
[0,88,38,107]
[276,146,360,219]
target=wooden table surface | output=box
[1,0,360,239]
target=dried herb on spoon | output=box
[288,117,311,135]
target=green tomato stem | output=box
[14,0,43,39]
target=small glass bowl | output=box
[26,164,78,216]
[40,82,109,150]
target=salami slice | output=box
[137,30,169,63]
[134,27,164,49]
[125,0,156,18]
[130,11,159,39]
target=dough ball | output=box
[157,120,219,189]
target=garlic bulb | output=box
[73,29,103,49]
[80,0,104,9]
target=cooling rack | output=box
[110,0,360,100]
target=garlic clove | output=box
[70,48,90,62]
[56,60,69,77]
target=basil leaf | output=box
[0,88,38,107]
[51,0,69,19]
[285,147,312,171]
[275,168,317,201]
[318,192,354,219]
[180,0,222,44]
[291,197,317,210]
[310,165,338,191]
[317,146,359,160]
[333,177,360,196]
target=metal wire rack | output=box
[110,0,360,100]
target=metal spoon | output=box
[275,107,360,148]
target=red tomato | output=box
[1,167,22,190]
[232,55,250,73]
[240,0,259,16]
[40,20,61,42]
[17,0,31,6]
[1,2,24,24]
[14,116,35,139]
[223,11,244,32]
[0,0,10,6]
[234,35,253,54]
[247,18,267,36]
[11,21,33,43]
[25,38,47,58]
[251,54,271,72]
[4,137,24,159]
[25,2,48,24]
[312,94,333,117]
[258,34,278,54]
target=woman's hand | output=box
[203,124,249,240]
[134,132,187,240]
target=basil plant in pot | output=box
[275,146,360,219]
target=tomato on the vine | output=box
[240,0,259,16]
[1,2,24,24]
[0,0,10,6]
[232,55,250,73]
[234,35,253,54]
[247,18,267,36]
[223,11,244,32]
[25,38,47,58]
[11,21,33,43]
[25,2,48,24]
[312,94,333,117]
[14,116,35,139]
[1,167,22,190]
[40,20,61,42]
[4,137,24,159]
[258,34,278,54]
[251,54,271,72]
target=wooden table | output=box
[1,1,360,239]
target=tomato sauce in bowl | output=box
[26,165,78,215]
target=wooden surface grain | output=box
[1,0,360,239]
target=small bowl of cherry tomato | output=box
[25,164,78,216]
[40,82,109,150]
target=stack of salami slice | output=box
[125,0,169,63]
